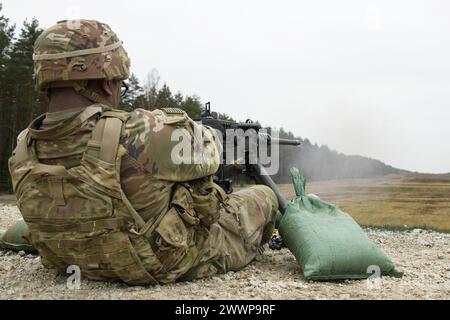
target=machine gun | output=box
[196,102,301,214]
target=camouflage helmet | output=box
[33,19,130,103]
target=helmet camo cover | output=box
[33,19,130,91]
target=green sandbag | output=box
[0,220,37,254]
[279,168,403,281]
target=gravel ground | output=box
[1,205,449,300]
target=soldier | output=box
[4,19,279,285]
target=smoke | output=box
[272,140,403,184]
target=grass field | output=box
[277,173,450,233]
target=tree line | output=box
[0,6,402,191]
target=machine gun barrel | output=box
[275,138,301,146]
[258,133,301,147]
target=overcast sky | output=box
[3,0,450,173]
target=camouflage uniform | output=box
[7,20,278,285]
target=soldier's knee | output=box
[250,185,279,213]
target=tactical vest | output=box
[9,106,173,285]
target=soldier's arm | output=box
[123,108,220,182]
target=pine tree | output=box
[156,84,174,108]
[180,95,203,119]
[0,17,45,191]
[120,73,144,111]
[0,3,14,56]
[0,3,15,190]
[8,18,46,123]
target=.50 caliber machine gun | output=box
[196,102,301,214]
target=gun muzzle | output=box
[271,138,301,146]
[259,133,301,146]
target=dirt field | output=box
[1,174,449,300]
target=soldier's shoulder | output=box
[124,108,189,128]
[123,109,155,131]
